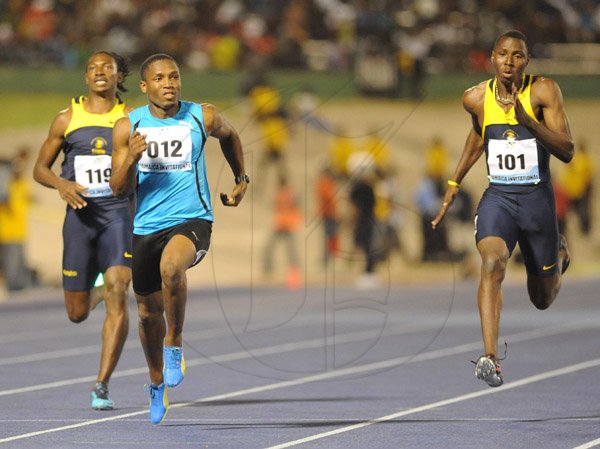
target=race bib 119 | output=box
[74,155,112,197]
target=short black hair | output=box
[140,53,177,80]
[89,51,130,95]
[494,30,530,56]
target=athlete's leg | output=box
[136,290,166,385]
[160,235,197,348]
[96,265,130,384]
[64,290,93,323]
[526,235,570,310]
[518,185,569,310]
[263,231,280,273]
[476,236,509,357]
[62,208,95,322]
[90,284,104,310]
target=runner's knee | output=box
[104,278,129,304]
[137,304,163,328]
[65,301,89,323]
[527,276,558,310]
[480,252,508,277]
[529,291,553,310]
[160,260,185,289]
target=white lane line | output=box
[0,324,245,366]
[0,321,439,397]
[0,346,100,366]
[0,326,102,344]
[0,410,149,443]
[0,314,423,367]
[2,354,599,445]
[0,320,597,444]
[573,439,600,449]
[263,357,600,449]
[0,319,593,397]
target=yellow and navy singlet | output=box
[482,75,551,193]
[60,96,129,209]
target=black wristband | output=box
[235,174,250,184]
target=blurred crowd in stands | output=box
[2,0,600,73]
[1,0,598,293]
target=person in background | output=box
[0,147,39,292]
[348,152,379,289]
[373,166,402,260]
[315,162,339,266]
[263,175,302,290]
[328,127,357,179]
[364,126,392,172]
[415,170,453,262]
[415,136,454,262]
[247,78,290,194]
[553,177,570,236]
[559,137,594,236]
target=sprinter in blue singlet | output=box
[110,53,249,424]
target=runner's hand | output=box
[220,180,248,207]
[57,178,88,209]
[431,184,459,229]
[512,83,534,128]
[128,131,147,163]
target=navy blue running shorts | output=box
[474,183,559,277]
[62,205,133,291]
[132,219,212,295]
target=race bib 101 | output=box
[487,138,540,184]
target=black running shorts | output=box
[132,219,212,295]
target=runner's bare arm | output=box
[513,77,573,163]
[33,108,89,209]
[203,103,247,207]
[432,87,485,229]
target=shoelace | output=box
[94,382,109,399]
[470,341,508,365]
[165,349,182,369]
[145,384,161,399]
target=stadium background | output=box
[1,0,599,292]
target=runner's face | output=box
[140,59,181,113]
[491,37,529,88]
[85,53,120,94]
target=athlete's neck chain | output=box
[495,77,525,106]
[495,82,514,105]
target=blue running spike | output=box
[163,346,185,387]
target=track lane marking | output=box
[263,357,600,449]
[0,319,597,444]
[2,318,592,396]
[0,321,439,397]
[573,438,600,449]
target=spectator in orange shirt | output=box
[315,163,339,266]
[263,175,302,289]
